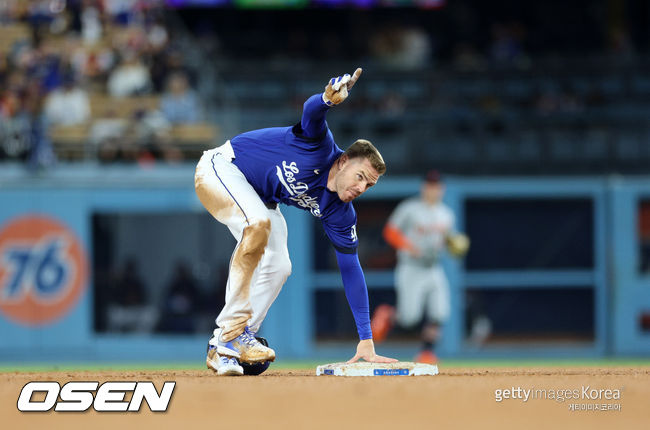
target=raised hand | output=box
[323,67,363,106]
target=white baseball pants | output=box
[194,142,292,342]
[395,263,450,327]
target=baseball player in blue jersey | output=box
[195,68,397,375]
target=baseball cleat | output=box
[370,304,395,344]
[206,341,244,376]
[217,327,276,364]
[240,336,272,376]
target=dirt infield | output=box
[2,366,649,429]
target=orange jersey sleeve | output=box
[383,223,414,251]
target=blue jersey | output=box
[230,94,358,252]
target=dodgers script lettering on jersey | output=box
[230,94,358,252]
[276,160,322,216]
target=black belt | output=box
[265,202,278,210]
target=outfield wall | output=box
[0,163,648,361]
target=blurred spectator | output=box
[89,108,128,154]
[95,104,182,165]
[72,44,116,83]
[146,15,169,53]
[65,34,116,84]
[132,107,184,164]
[151,49,192,93]
[114,258,147,306]
[96,112,139,164]
[43,73,90,126]
[157,261,201,333]
[608,26,635,60]
[80,0,103,45]
[452,42,486,72]
[0,88,31,161]
[11,40,62,92]
[12,39,65,92]
[0,74,55,167]
[0,0,21,24]
[370,24,432,70]
[25,0,59,33]
[160,72,200,124]
[22,80,56,169]
[106,258,158,333]
[107,50,151,97]
[111,25,149,55]
[534,86,584,116]
[104,0,139,26]
[398,26,432,68]
[286,28,309,60]
[489,22,529,68]
[379,92,406,117]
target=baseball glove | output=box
[445,233,470,257]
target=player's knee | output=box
[194,169,207,191]
[242,219,271,253]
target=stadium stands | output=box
[1,2,649,174]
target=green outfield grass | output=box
[1,358,650,373]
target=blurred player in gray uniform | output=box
[371,171,469,364]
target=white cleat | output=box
[207,334,244,376]
[217,327,275,364]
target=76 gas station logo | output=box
[0,216,87,326]
[3,238,71,301]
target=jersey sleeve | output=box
[335,249,372,340]
[321,205,358,254]
[299,93,331,140]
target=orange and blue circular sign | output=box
[0,215,88,326]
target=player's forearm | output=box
[383,223,415,251]
[300,93,330,138]
[335,250,372,340]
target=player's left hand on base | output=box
[323,67,363,106]
[347,338,398,364]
